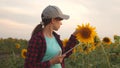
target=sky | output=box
[0,0,120,41]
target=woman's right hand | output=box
[50,54,66,65]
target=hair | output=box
[31,14,63,36]
[31,14,52,36]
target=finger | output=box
[62,54,66,57]
[59,54,66,58]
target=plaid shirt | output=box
[24,31,78,68]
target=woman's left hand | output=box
[72,29,79,36]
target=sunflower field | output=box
[64,23,120,68]
[0,23,120,68]
[0,38,28,68]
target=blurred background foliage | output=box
[0,35,120,68]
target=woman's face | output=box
[52,18,63,31]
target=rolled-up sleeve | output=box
[64,35,78,58]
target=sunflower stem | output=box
[82,54,84,68]
[101,44,111,68]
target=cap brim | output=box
[59,14,69,20]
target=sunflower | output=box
[21,49,27,59]
[76,23,96,43]
[62,38,68,47]
[83,46,91,54]
[93,35,101,47]
[15,43,20,49]
[114,35,118,40]
[102,37,112,45]
[90,45,96,51]
[78,46,83,52]
[114,35,120,44]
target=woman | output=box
[24,5,78,68]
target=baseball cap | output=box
[41,5,69,20]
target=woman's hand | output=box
[72,29,79,36]
[50,54,66,65]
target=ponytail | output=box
[31,14,52,36]
[32,23,43,36]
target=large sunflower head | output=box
[21,49,27,59]
[76,23,96,43]
[102,37,112,45]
